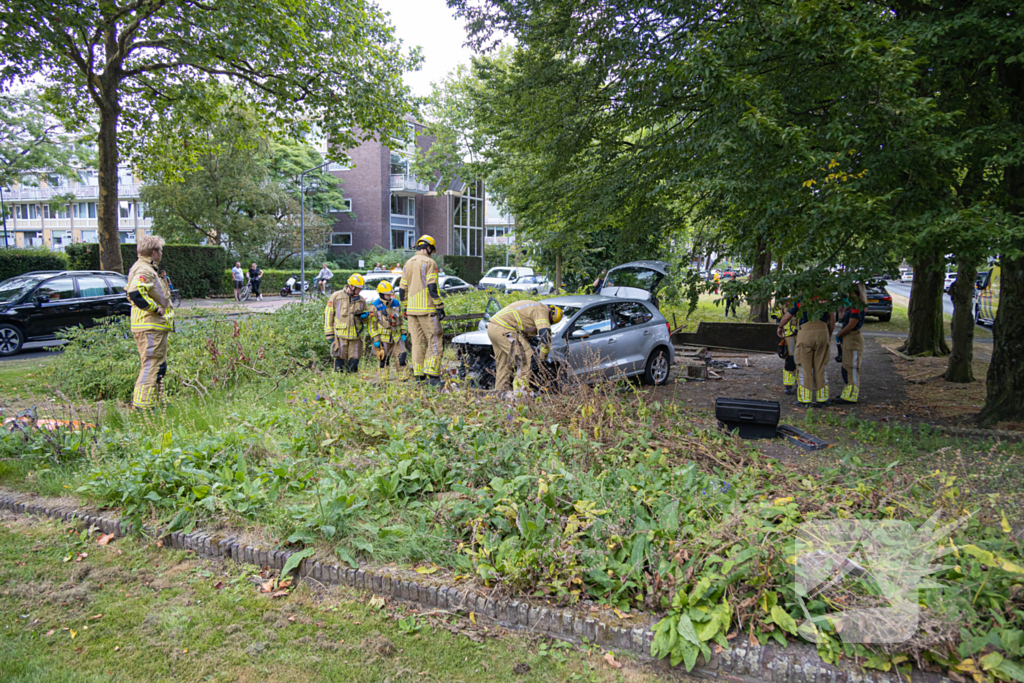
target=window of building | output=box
[50,230,72,249]
[79,170,98,186]
[80,230,98,243]
[330,199,353,213]
[119,201,133,219]
[74,202,97,219]
[16,204,38,220]
[330,232,353,247]
[390,194,414,216]
[391,229,415,251]
[137,203,147,218]
[119,230,136,244]
[453,181,484,257]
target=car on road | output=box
[943,271,957,293]
[358,272,473,303]
[0,270,132,356]
[900,269,913,283]
[477,266,535,291]
[438,275,473,296]
[453,261,674,389]
[504,274,554,295]
[864,284,892,322]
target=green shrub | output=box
[66,243,227,297]
[0,248,68,281]
[441,255,483,285]
[47,298,331,402]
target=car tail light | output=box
[881,296,892,301]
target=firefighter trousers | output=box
[783,335,797,387]
[487,323,530,392]
[408,314,443,378]
[840,329,864,402]
[132,330,168,409]
[795,321,830,404]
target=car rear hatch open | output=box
[599,261,669,302]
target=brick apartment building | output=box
[326,119,485,269]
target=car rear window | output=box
[77,276,110,297]
[37,277,76,301]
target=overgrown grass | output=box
[0,516,646,683]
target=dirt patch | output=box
[655,337,910,422]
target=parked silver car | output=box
[453,261,674,389]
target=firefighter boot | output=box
[333,358,344,373]
[346,358,360,374]
[398,352,407,367]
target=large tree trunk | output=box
[555,250,562,293]
[899,247,949,357]
[747,240,772,322]
[944,263,977,383]
[97,44,124,274]
[980,254,1024,424]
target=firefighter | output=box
[126,235,174,409]
[325,273,368,373]
[486,300,564,394]
[776,298,799,395]
[777,299,835,406]
[368,281,407,371]
[399,235,445,385]
[834,284,867,404]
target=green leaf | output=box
[281,547,316,578]
[676,613,701,646]
[335,547,358,569]
[770,605,798,635]
[980,652,1005,671]
[995,659,1024,683]
[191,485,210,499]
[144,491,162,502]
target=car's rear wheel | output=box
[0,324,25,357]
[531,288,538,295]
[641,347,671,386]
[877,313,891,322]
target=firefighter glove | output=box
[373,340,381,348]
[401,334,407,341]
[437,307,446,321]
[359,311,369,319]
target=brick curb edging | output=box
[0,492,952,683]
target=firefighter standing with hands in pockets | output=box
[325,273,369,373]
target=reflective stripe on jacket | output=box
[126,257,171,331]
[324,291,366,340]
[400,254,441,315]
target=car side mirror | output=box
[35,294,48,306]
[570,329,590,340]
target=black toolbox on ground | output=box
[715,398,781,439]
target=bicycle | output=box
[313,281,333,299]
[169,287,182,307]
[239,279,253,302]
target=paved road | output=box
[885,282,963,317]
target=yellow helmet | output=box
[376,281,393,295]
[347,273,365,288]
[416,235,437,253]
[548,305,563,324]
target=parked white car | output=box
[477,266,535,291]
[504,274,553,295]
[900,270,913,283]
[944,272,957,292]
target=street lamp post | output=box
[0,186,8,249]
[299,160,336,302]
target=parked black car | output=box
[864,285,893,322]
[0,270,132,356]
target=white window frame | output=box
[331,232,353,246]
[331,199,353,213]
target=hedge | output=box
[0,248,68,282]
[66,243,227,298]
[441,255,483,285]
[219,269,361,296]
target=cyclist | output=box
[314,262,334,295]
[247,263,264,301]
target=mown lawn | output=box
[0,515,655,683]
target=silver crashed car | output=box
[452,261,675,389]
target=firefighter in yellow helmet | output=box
[368,281,407,371]
[325,273,368,372]
[399,235,445,385]
[486,300,563,394]
[126,235,175,409]
[775,297,799,395]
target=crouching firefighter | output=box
[399,235,446,385]
[126,235,174,410]
[325,273,368,373]
[486,300,563,394]
[369,281,407,371]
[834,284,867,404]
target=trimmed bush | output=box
[0,248,68,281]
[441,255,483,285]
[66,244,227,298]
